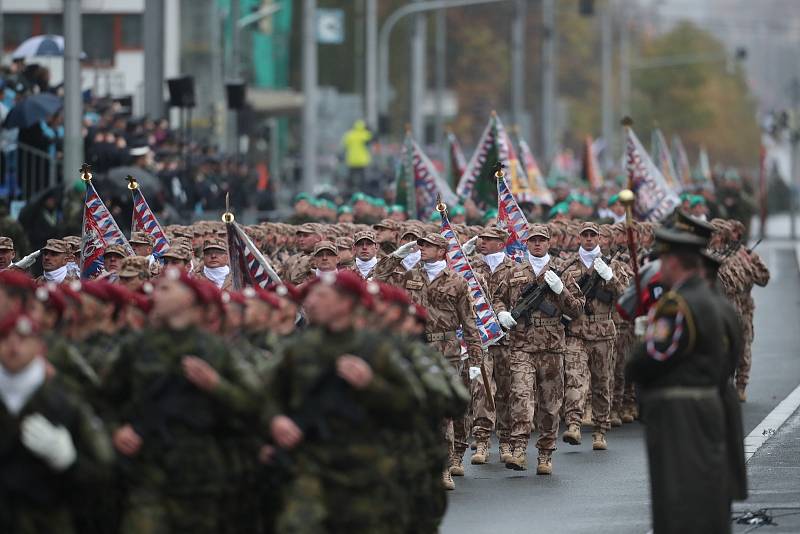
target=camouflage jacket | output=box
[492,256,584,353]
[471,254,517,346]
[564,255,629,341]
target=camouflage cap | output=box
[62,236,81,253]
[579,221,600,235]
[130,232,154,246]
[478,226,509,241]
[104,244,128,257]
[42,239,69,254]
[296,222,320,235]
[335,236,354,249]
[528,224,551,239]
[353,230,377,245]
[0,236,13,250]
[313,240,338,256]
[373,218,397,231]
[399,224,423,240]
[162,245,192,261]
[417,233,447,249]
[203,237,228,252]
[118,256,151,279]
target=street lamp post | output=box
[302,0,318,193]
[63,0,83,189]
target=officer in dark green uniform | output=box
[626,212,732,534]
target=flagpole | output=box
[79,163,92,275]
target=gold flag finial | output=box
[221,192,235,223]
[493,161,505,179]
[618,189,635,206]
[126,175,139,190]
[435,193,447,213]
[80,163,92,182]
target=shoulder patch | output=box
[405,280,424,290]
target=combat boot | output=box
[610,409,622,427]
[470,440,489,465]
[442,470,455,491]
[505,447,528,471]
[536,450,553,475]
[737,385,747,403]
[592,430,608,451]
[449,454,465,476]
[562,423,582,445]
[581,404,593,426]
[499,442,513,464]
[620,405,634,424]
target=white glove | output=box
[544,270,563,295]
[497,311,517,329]
[461,235,479,255]
[468,366,482,381]
[20,414,77,472]
[593,257,613,281]
[11,249,41,270]
[634,316,648,336]
[392,241,417,259]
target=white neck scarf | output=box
[65,261,80,277]
[43,265,68,284]
[0,357,46,416]
[527,252,551,276]
[612,211,626,224]
[203,265,230,288]
[402,249,421,271]
[579,245,601,268]
[315,267,337,277]
[483,251,506,273]
[355,256,378,279]
[423,260,447,282]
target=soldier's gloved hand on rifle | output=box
[392,241,417,259]
[270,415,304,449]
[21,414,77,471]
[497,310,517,329]
[544,270,564,294]
[113,424,143,457]
[593,257,614,281]
[461,235,479,255]
[336,354,373,389]
[182,355,219,392]
[468,366,482,381]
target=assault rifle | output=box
[510,258,578,323]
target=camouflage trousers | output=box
[494,346,536,446]
[612,326,635,411]
[735,311,754,388]
[495,349,563,450]
[564,337,615,432]
[471,349,496,442]
[446,357,471,457]
[120,488,221,534]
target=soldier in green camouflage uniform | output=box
[102,269,260,534]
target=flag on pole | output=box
[581,135,604,191]
[80,177,134,279]
[516,135,555,205]
[625,125,681,222]
[226,217,281,290]
[129,178,170,257]
[671,134,692,186]
[651,128,680,191]
[439,206,504,348]
[396,131,458,220]
[496,169,531,263]
[456,112,534,206]
[695,146,713,184]
[446,130,468,190]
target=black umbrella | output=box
[103,166,164,196]
[3,93,62,129]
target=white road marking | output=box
[744,382,800,462]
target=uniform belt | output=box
[644,386,718,401]
[585,313,613,322]
[426,331,458,342]
[529,317,561,326]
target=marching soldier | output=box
[468,225,514,465]
[351,230,379,280]
[373,219,399,256]
[290,240,339,285]
[562,222,627,451]
[101,244,129,280]
[37,240,78,285]
[374,232,483,490]
[195,238,232,289]
[129,232,154,258]
[282,223,323,280]
[117,256,153,293]
[0,236,16,270]
[336,237,355,270]
[492,224,584,474]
